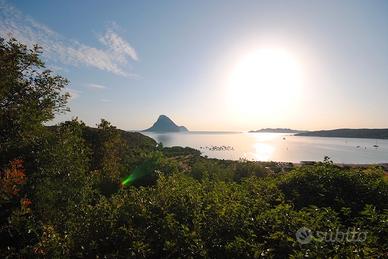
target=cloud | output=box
[0,0,138,77]
[87,83,107,90]
[99,28,138,62]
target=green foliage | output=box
[125,151,181,187]
[191,158,234,181]
[31,119,92,223]
[162,146,201,158]
[82,119,157,195]
[233,159,270,181]
[278,161,388,212]
[50,171,387,258]
[0,37,69,167]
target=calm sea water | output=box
[142,132,388,164]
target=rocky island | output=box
[143,115,188,132]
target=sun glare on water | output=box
[228,48,303,119]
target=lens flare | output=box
[121,167,143,186]
[121,174,135,186]
[121,158,158,186]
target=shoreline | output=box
[295,161,388,171]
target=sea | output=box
[142,132,388,164]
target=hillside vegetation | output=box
[1,38,387,258]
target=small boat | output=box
[373,144,379,148]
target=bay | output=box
[142,132,388,164]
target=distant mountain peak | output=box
[249,128,306,133]
[143,115,188,132]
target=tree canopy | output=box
[0,37,69,166]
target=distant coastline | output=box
[296,128,388,140]
[144,131,242,134]
[249,128,307,134]
[142,127,388,140]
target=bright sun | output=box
[228,48,303,119]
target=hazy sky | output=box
[1,0,388,131]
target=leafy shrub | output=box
[278,161,388,213]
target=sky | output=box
[1,0,388,131]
